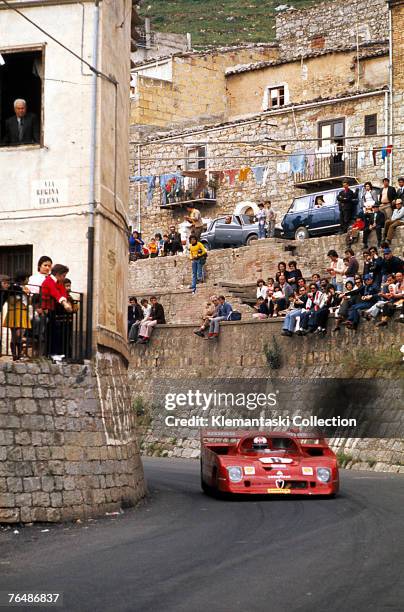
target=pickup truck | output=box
[200,214,259,250]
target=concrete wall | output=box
[276,0,389,60]
[0,358,146,523]
[131,92,387,238]
[226,52,388,118]
[132,31,189,63]
[130,45,279,129]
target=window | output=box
[265,86,285,109]
[186,145,206,170]
[289,196,311,213]
[0,47,43,147]
[365,114,377,136]
[318,118,345,148]
[0,245,33,279]
[314,192,336,207]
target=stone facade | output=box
[0,358,146,523]
[390,0,404,179]
[130,92,388,237]
[130,45,279,129]
[275,0,389,60]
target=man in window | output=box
[3,98,39,146]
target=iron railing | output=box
[294,149,359,185]
[161,177,216,208]
[0,283,84,363]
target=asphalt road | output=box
[1,457,404,612]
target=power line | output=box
[0,0,117,85]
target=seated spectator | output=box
[343,249,359,284]
[345,273,379,329]
[346,215,365,246]
[275,262,287,283]
[363,203,385,248]
[253,297,271,320]
[326,250,345,292]
[266,277,276,293]
[148,237,159,259]
[3,99,39,146]
[194,295,219,338]
[162,234,169,256]
[311,273,321,288]
[384,199,404,243]
[281,286,309,336]
[285,260,303,292]
[308,285,341,336]
[137,296,165,344]
[256,279,267,299]
[273,274,293,316]
[208,295,232,339]
[154,233,165,256]
[381,248,403,281]
[333,278,363,331]
[365,274,398,322]
[375,271,404,327]
[297,277,307,292]
[129,231,145,261]
[128,297,144,343]
[297,284,328,335]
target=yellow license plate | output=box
[267,488,291,494]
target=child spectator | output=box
[253,297,270,320]
[148,237,159,259]
[346,215,365,246]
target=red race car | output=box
[200,430,339,497]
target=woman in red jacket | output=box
[41,264,72,358]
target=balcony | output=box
[294,149,359,189]
[160,174,217,208]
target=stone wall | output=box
[130,92,387,238]
[390,0,404,180]
[0,356,146,523]
[276,0,389,60]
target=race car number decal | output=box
[259,457,293,464]
[267,489,291,494]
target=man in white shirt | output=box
[384,199,404,243]
[326,249,345,292]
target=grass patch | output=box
[343,346,403,376]
[264,335,282,369]
[140,0,318,47]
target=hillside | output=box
[139,0,318,47]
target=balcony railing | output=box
[0,283,84,363]
[294,149,359,187]
[160,175,217,208]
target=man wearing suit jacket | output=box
[3,98,39,145]
[363,203,385,248]
[396,177,404,203]
[378,178,397,220]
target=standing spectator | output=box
[128,296,138,335]
[326,250,345,292]
[208,295,232,339]
[361,181,378,212]
[2,272,31,361]
[137,296,165,344]
[185,204,204,240]
[194,295,219,337]
[27,255,53,354]
[285,260,303,292]
[396,177,404,202]
[365,247,384,286]
[378,177,397,221]
[166,225,183,256]
[344,249,359,284]
[266,200,277,238]
[255,203,267,239]
[337,181,357,233]
[384,199,404,243]
[189,235,207,294]
[41,264,72,359]
[27,255,53,292]
[363,203,385,248]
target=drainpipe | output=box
[388,5,393,182]
[137,144,142,232]
[384,91,389,179]
[86,0,100,359]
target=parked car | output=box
[275,184,380,240]
[200,430,339,497]
[200,214,259,249]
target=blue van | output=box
[276,184,379,240]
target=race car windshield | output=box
[241,437,299,453]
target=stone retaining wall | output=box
[0,355,146,523]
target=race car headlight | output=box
[227,466,243,483]
[317,467,331,483]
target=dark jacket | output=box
[364,210,385,229]
[345,257,359,277]
[150,303,166,324]
[395,186,404,202]
[378,186,397,205]
[3,113,40,145]
[337,188,357,208]
[381,255,404,277]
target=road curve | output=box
[1,457,404,612]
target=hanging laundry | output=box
[372,147,381,166]
[238,166,251,182]
[289,151,306,175]
[130,175,156,204]
[262,163,271,186]
[357,149,366,168]
[306,150,315,177]
[225,169,239,186]
[251,165,266,185]
[160,173,180,205]
[276,161,290,174]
